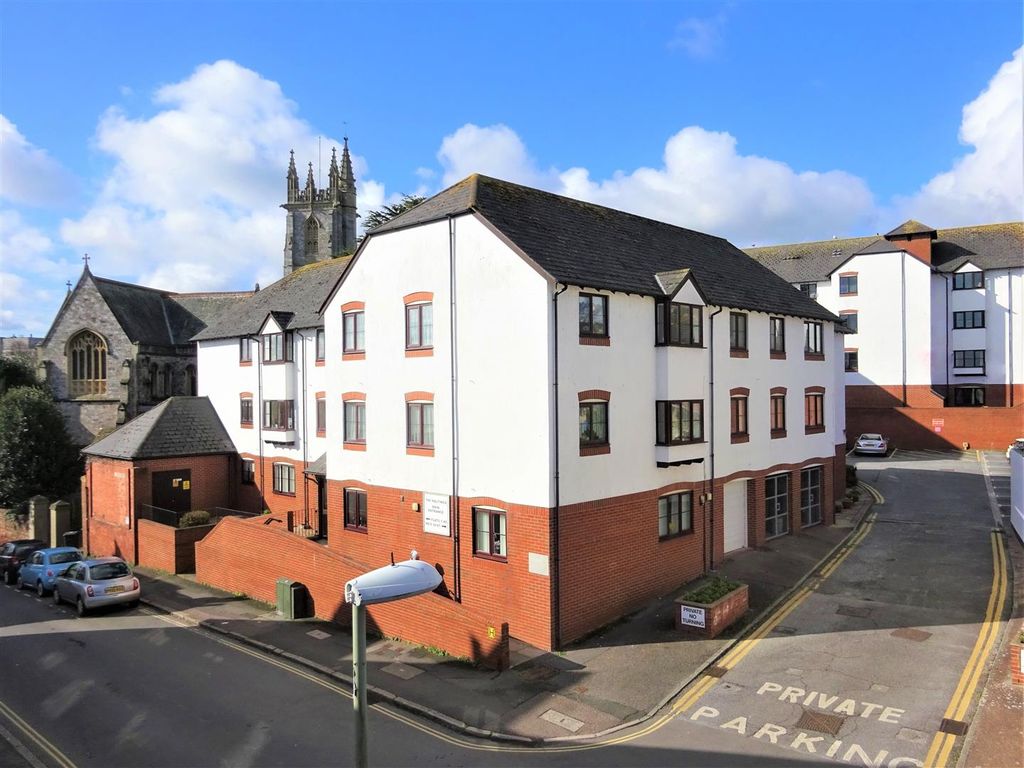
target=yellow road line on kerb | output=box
[859,480,884,504]
[922,532,1007,768]
[0,698,76,768]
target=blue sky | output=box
[2,0,1022,336]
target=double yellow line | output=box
[922,532,1007,768]
[0,698,76,768]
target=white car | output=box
[1008,438,1024,460]
[854,433,889,456]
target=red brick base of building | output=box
[847,404,1023,451]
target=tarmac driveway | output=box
[672,450,1005,767]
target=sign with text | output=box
[932,418,944,433]
[423,493,451,537]
[680,605,707,628]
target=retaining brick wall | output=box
[137,519,215,573]
[847,404,1023,450]
[195,516,509,668]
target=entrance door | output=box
[152,469,192,512]
[800,466,823,527]
[765,473,790,539]
[317,478,328,541]
[723,480,748,553]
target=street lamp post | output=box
[344,552,442,768]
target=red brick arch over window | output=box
[405,391,434,402]
[770,386,787,395]
[340,301,364,312]
[403,291,433,305]
[342,391,366,401]
[805,385,826,395]
[578,389,611,401]
[729,387,750,396]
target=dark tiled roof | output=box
[371,175,835,321]
[885,220,937,237]
[82,397,235,459]
[655,268,692,296]
[746,222,1023,281]
[304,453,327,475]
[193,258,352,341]
[92,276,252,346]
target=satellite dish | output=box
[345,557,442,606]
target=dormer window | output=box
[952,272,983,290]
[655,303,702,346]
[262,331,293,363]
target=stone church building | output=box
[37,143,358,446]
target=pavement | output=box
[134,492,874,743]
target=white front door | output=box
[724,480,748,553]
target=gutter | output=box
[901,253,908,406]
[448,215,461,603]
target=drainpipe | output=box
[256,336,265,506]
[1008,269,1016,407]
[942,274,950,403]
[551,282,567,649]
[448,215,461,602]
[296,329,310,522]
[707,306,723,571]
[901,253,908,406]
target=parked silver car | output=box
[52,557,140,616]
[854,433,889,456]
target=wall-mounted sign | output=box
[680,605,706,628]
[423,493,451,537]
[932,418,944,434]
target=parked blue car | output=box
[17,547,84,596]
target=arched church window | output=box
[184,365,197,396]
[68,330,107,396]
[163,365,173,397]
[305,216,319,258]
[149,363,160,401]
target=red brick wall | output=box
[132,455,233,512]
[325,480,553,650]
[195,516,510,668]
[238,453,319,517]
[137,519,215,573]
[847,404,1024,450]
[558,480,706,645]
[846,385,945,409]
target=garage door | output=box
[724,480,748,553]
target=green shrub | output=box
[179,510,211,528]
[682,576,742,604]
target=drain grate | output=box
[705,665,728,678]
[939,718,968,736]
[771,625,797,636]
[891,627,932,642]
[516,662,558,682]
[796,709,845,736]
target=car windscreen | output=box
[50,551,82,565]
[89,562,131,580]
[860,434,882,441]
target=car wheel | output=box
[15,573,25,590]
[36,580,46,597]
[52,588,62,606]
[76,597,88,617]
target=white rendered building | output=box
[748,221,1023,450]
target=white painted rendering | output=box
[723,479,748,553]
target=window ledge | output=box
[344,441,366,452]
[241,423,253,430]
[730,433,749,444]
[344,525,368,534]
[770,351,787,360]
[273,491,296,497]
[315,430,326,438]
[342,352,366,361]
[473,552,507,564]
[839,292,858,297]
[658,529,695,542]
[405,348,434,358]
[730,348,749,358]
[239,361,253,367]
[580,444,611,456]
[407,446,435,457]
[804,425,826,435]
[804,353,825,361]
[315,359,325,367]
[655,439,706,447]
[580,335,611,346]
[771,429,787,439]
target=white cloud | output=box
[437,122,874,247]
[668,12,728,59]
[59,60,386,292]
[899,47,1024,225]
[0,116,78,207]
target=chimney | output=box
[883,220,937,265]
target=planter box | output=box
[1011,641,1024,686]
[675,582,749,639]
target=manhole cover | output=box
[540,709,584,733]
[836,605,871,618]
[516,662,558,682]
[306,629,331,640]
[795,709,845,736]
[891,627,932,642]
[381,662,422,680]
[939,718,968,736]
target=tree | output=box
[361,194,427,233]
[0,387,81,506]
[0,355,40,396]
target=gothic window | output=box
[184,365,197,396]
[149,363,160,401]
[163,365,173,397]
[67,330,107,396]
[305,216,319,258]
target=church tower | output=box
[281,139,358,275]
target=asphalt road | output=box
[0,450,1004,767]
